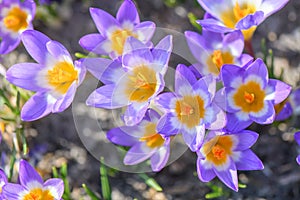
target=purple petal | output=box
[250,100,275,124]
[235,149,264,171]
[156,113,181,136]
[123,36,148,54]
[182,126,205,152]
[235,11,264,30]
[86,85,129,109]
[21,30,51,64]
[205,103,226,130]
[222,30,244,57]
[297,155,300,165]
[197,18,233,33]
[2,183,26,199]
[155,92,176,111]
[233,130,258,151]
[116,0,140,24]
[90,7,120,36]
[144,109,161,123]
[52,82,77,113]
[46,40,71,59]
[0,169,7,184]
[150,142,170,172]
[76,59,87,85]
[245,59,268,88]
[123,102,149,126]
[6,63,44,91]
[124,143,155,165]
[221,64,245,88]
[134,21,156,42]
[79,33,106,54]
[214,159,238,191]
[0,35,20,55]
[267,79,291,104]
[294,132,300,146]
[225,113,252,132]
[107,126,139,146]
[175,64,197,92]
[22,0,36,17]
[193,75,216,102]
[275,102,292,121]
[100,61,125,85]
[43,178,64,199]
[196,158,216,182]
[83,58,113,80]
[19,160,43,188]
[21,93,53,121]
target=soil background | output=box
[2,0,300,199]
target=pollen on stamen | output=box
[212,145,226,160]
[244,91,255,104]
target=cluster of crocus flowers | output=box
[185,30,252,79]
[107,109,171,172]
[2,159,64,199]
[6,30,86,121]
[197,0,289,41]
[79,0,155,59]
[0,0,36,54]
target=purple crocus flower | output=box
[0,169,8,199]
[197,0,289,41]
[185,30,252,79]
[155,64,226,152]
[79,0,155,60]
[3,160,64,199]
[107,109,170,172]
[216,58,291,131]
[295,132,300,165]
[0,0,35,54]
[197,130,263,191]
[86,35,172,126]
[6,30,86,121]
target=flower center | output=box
[207,50,234,75]
[205,135,233,166]
[221,2,257,41]
[23,188,54,200]
[233,81,265,113]
[47,61,78,94]
[126,65,157,103]
[111,29,137,55]
[175,95,205,128]
[3,6,28,32]
[140,123,164,148]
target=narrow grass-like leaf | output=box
[139,173,162,192]
[100,157,111,200]
[82,183,101,200]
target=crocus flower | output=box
[3,159,64,199]
[107,109,170,172]
[197,0,289,41]
[295,131,300,165]
[155,64,226,151]
[197,130,263,191]
[216,58,291,131]
[79,0,155,59]
[86,35,172,126]
[6,30,86,121]
[0,0,35,54]
[0,169,7,199]
[185,29,252,79]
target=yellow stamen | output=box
[126,65,157,103]
[233,81,265,113]
[47,61,78,94]
[140,123,164,148]
[207,50,234,75]
[111,29,137,55]
[23,188,54,200]
[175,95,205,128]
[3,6,28,32]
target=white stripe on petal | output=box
[236,111,250,121]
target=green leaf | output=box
[188,12,202,33]
[82,184,101,200]
[100,157,111,200]
[139,173,162,192]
